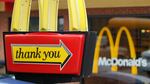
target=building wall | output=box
[1,0,150,11]
[59,0,150,9]
[0,12,10,60]
[27,0,150,10]
[22,0,150,10]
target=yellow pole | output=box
[67,0,88,31]
[92,27,115,73]
[38,0,43,31]
[11,0,32,31]
[39,0,59,31]
[115,27,137,75]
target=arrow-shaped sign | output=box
[12,40,72,70]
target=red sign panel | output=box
[4,33,85,75]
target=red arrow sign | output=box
[12,40,72,70]
[4,33,85,75]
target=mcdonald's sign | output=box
[93,27,142,75]
[3,0,97,83]
[11,0,88,32]
[4,0,97,77]
[4,32,97,76]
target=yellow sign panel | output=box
[12,41,72,70]
[11,0,32,31]
[93,27,137,75]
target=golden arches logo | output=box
[93,27,137,75]
[11,0,88,32]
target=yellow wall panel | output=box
[31,0,150,10]
[59,0,150,9]
[86,0,150,8]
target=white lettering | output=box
[98,57,147,67]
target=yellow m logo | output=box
[93,27,137,75]
[11,0,88,32]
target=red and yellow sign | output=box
[4,33,85,75]
[12,40,72,70]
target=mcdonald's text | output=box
[99,57,147,67]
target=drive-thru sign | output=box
[4,33,89,75]
[3,0,97,83]
[12,40,72,70]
